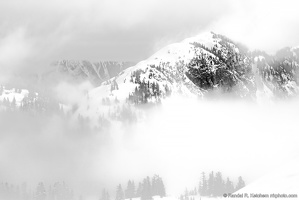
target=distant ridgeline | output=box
[52,60,136,86]
[181,171,245,199]
[1,32,299,127]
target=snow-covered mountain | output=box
[74,32,299,123]
[2,32,299,123]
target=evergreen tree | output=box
[184,188,189,200]
[207,171,215,196]
[151,175,166,197]
[199,172,208,196]
[125,180,135,199]
[225,178,234,194]
[101,189,110,200]
[116,184,124,200]
[136,182,142,198]
[141,177,152,200]
[214,172,225,196]
[235,176,245,192]
[192,188,197,196]
[36,182,46,200]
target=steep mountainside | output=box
[252,47,299,100]
[83,32,254,106]
[50,60,136,85]
[75,32,299,123]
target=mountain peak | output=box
[73,32,299,123]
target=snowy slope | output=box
[236,156,299,199]
[0,86,30,107]
[0,85,64,113]
[75,33,215,122]
[252,48,299,100]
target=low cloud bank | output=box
[0,96,298,199]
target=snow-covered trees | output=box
[225,178,235,194]
[214,172,225,196]
[0,181,74,200]
[49,182,74,200]
[207,171,214,196]
[101,189,110,200]
[197,171,246,197]
[115,184,125,200]
[115,175,166,200]
[36,182,46,200]
[151,175,166,198]
[127,68,172,105]
[198,172,207,196]
[125,180,135,200]
[127,80,162,104]
[141,177,152,200]
[187,34,254,96]
[111,80,119,92]
[252,48,299,97]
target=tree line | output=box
[101,175,166,200]
[180,171,245,199]
[0,181,74,200]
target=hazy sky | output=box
[1,0,299,68]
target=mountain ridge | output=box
[1,32,299,122]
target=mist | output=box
[1,95,298,199]
[2,0,299,84]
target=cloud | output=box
[54,81,93,106]
[1,0,298,85]
[0,28,34,82]
[1,96,298,199]
[0,0,299,79]
[209,0,299,53]
[0,0,231,73]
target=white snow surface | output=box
[236,156,299,199]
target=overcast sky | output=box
[1,0,299,77]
